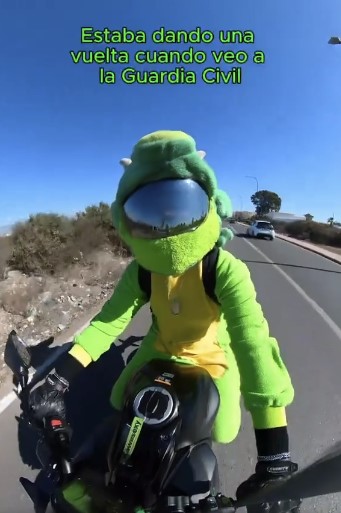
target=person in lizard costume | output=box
[29,130,300,512]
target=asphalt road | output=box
[1,224,341,512]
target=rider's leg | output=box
[110,331,173,410]
[53,480,92,513]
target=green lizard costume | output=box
[55,130,295,512]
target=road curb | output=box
[236,223,341,266]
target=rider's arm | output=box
[55,259,147,378]
[215,249,294,454]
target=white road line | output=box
[0,391,17,414]
[0,320,91,416]
[238,232,341,341]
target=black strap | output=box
[202,246,219,305]
[138,264,151,301]
[137,246,220,305]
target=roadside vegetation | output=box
[0,203,133,384]
[233,188,341,249]
[236,216,341,249]
[1,197,340,279]
[274,220,341,248]
[0,202,131,277]
[0,235,13,279]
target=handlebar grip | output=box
[44,417,73,477]
[45,417,70,439]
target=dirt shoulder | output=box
[312,243,341,256]
[0,250,130,387]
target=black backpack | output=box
[137,247,220,305]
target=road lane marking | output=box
[0,391,16,414]
[239,234,341,341]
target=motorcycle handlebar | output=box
[18,381,73,481]
[41,416,74,480]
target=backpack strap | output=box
[202,246,220,305]
[138,264,151,301]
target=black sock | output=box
[255,426,290,461]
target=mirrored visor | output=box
[123,179,209,239]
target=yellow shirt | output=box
[150,260,227,378]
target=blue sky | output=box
[1,0,341,227]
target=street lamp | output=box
[328,36,341,44]
[245,175,259,192]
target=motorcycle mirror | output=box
[4,331,32,383]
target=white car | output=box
[247,220,275,240]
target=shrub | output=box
[286,221,309,237]
[76,202,113,232]
[75,203,131,257]
[8,214,74,274]
[329,230,341,248]
[73,216,109,252]
[271,221,287,234]
[0,236,13,279]
[309,224,334,245]
[7,204,131,275]
[285,220,341,247]
[328,229,341,247]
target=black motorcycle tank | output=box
[162,441,219,496]
[124,359,220,446]
[104,359,221,507]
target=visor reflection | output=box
[123,179,209,239]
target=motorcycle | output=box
[5,330,341,513]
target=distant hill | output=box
[0,225,13,236]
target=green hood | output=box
[111,131,233,274]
